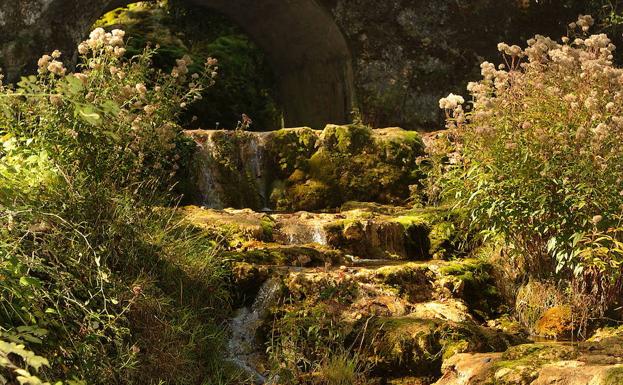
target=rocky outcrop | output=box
[180,203,516,383]
[183,125,426,211]
[435,329,623,385]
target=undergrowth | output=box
[0,27,236,384]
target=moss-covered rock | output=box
[366,316,518,377]
[437,259,504,320]
[182,205,274,243]
[225,244,344,267]
[436,333,623,385]
[185,125,426,211]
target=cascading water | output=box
[274,215,328,246]
[197,132,225,209]
[189,130,273,210]
[242,133,270,210]
[227,278,281,384]
[311,223,327,245]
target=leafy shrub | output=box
[440,16,623,319]
[0,28,232,383]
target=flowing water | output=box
[198,133,225,208]
[227,278,281,384]
[243,133,270,210]
[194,130,271,210]
[275,218,328,245]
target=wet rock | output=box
[232,262,270,294]
[225,244,344,267]
[434,335,623,385]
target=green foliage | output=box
[268,275,362,383]
[96,0,282,130]
[440,22,623,316]
[0,29,232,384]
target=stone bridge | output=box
[0,0,600,129]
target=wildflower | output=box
[135,83,147,96]
[78,42,89,55]
[73,73,88,85]
[577,15,595,32]
[113,47,126,57]
[47,60,66,76]
[439,93,465,110]
[143,105,157,116]
[51,50,61,59]
[592,215,603,224]
[131,117,142,131]
[49,95,62,106]
[37,54,52,73]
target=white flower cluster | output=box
[172,55,193,78]
[439,93,466,129]
[497,43,524,58]
[525,35,559,63]
[445,14,623,162]
[439,93,464,110]
[78,28,126,57]
[569,14,594,32]
[37,49,66,76]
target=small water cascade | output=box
[227,278,281,384]
[274,215,328,245]
[311,222,327,245]
[189,130,274,210]
[197,133,225,209]
[242,133,270,210]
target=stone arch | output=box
[0,0,355,127]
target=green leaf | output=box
[19,276,41,287]
[77,105,102,126]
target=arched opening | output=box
[96,1,283,130]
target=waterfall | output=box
[227,278,281,384]
[243,133,270,210]
[198,132,225,209]
[274,215,328,245]
[311,223,327,245]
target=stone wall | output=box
[323,0,606,130]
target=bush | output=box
[0,28,232,383]
[440,15,623,320]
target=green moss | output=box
[266,128,318,178]
[367,316,515,376]
[224,245,343,267]
[438,259,504,320]
[391,214,430,229]
[604,367,623,385]
[495,343,578,370]
[284,179,336,212]
[320,124,373,154]
[375,263,434,303]
[260,216,275,240]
